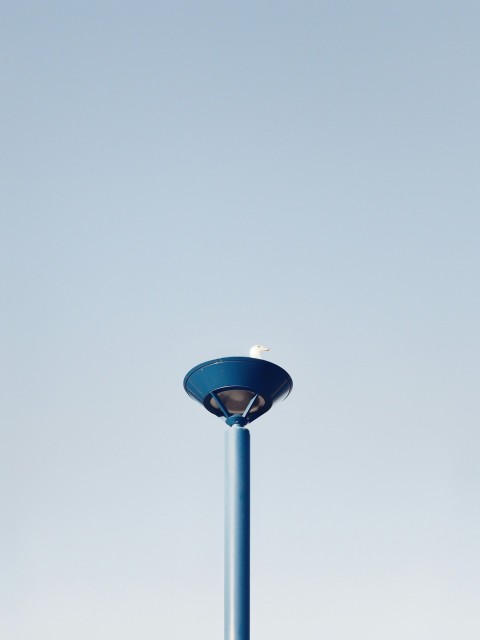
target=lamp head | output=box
[183,356,292,425]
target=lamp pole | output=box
[224,423,250,640]
[183,356,292,640]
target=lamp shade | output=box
[183,357,293,423]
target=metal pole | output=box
[224,424,250,640]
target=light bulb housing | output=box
[183,357,293,424]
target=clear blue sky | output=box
[2,2,479,638]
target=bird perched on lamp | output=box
[249,344,270,358]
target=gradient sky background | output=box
[2,2,480,638]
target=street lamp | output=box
[183,356,293,640]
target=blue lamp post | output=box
[184,356,293,640]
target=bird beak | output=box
[262,346,270,352]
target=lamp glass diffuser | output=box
[210,390,266,415]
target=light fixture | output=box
[184,356,292,425]
[184,355,293,640]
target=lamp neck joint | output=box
[226,414,248,427]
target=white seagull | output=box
[249,344,270,358]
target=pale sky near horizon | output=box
[2,2,480,638]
